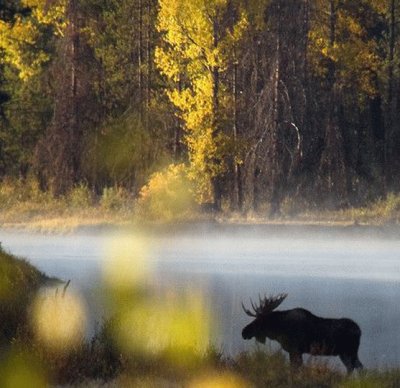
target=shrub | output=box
[383,193,400,217]
[100,187,132,211]
[0,179,17,209]
[137,164,195,222]
[67,184,93,209]
[0,176,51,209]
[348,193,400,224]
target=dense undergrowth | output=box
[1,177,400,232]
[1,246,400,387]
[0,178,136,231]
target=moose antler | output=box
[242,301,257,317]
[242,293,288,317]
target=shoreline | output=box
[1,216,400,239]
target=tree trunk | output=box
[232,60,243,211]
[385,0,396,190]
[269,0,282,218]
[145,0,152,129]
[318,0,346,207]
[212,16,222,211]
[138,0,143,118]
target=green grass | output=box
[0,245,51,345]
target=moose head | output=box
[242,293,363,373]
[241,293,287,344]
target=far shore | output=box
[1,214,400,239]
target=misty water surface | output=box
[1,225,400,370]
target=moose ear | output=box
[256,336,266,344]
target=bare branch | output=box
[62,279,71,298]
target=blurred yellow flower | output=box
[103,234,151,289]
[31,287,87,351]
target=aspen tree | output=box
[0,0,65,80]
[155,0,247,204]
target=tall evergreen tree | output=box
[35,0,100,194]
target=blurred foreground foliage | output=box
[0,244,49,345]
[2,238,400,386]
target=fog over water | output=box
[1,225,400,370]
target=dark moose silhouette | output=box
[242,293,363,373]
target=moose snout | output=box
[242,325,252,339]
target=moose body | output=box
[242,295,363,373]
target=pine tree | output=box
[308,0,383,206]
[35,0,100,194]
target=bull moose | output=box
[241,293,363,373]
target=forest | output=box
[0,0,399,217]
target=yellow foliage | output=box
[0,352,47,388]
[138,164,195,221]
[31,288,87,351]
[154,47,181,81]
[114,291,211,364]
[189,372,249,388]
[155,0,247,201]
[0,0,66,80]
[308,2,380,96]
[0,18,43,80]
[22,0,66,35]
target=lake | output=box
[1,224,400,370]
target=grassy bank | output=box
[0,179,135,232]
[0,245,54,345]
[1,178,400,232]
[5,319,400,387]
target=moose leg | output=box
[353,358,363,370]
[339,354,362,374]
[339,355,353,373]
[289,352,303,369]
